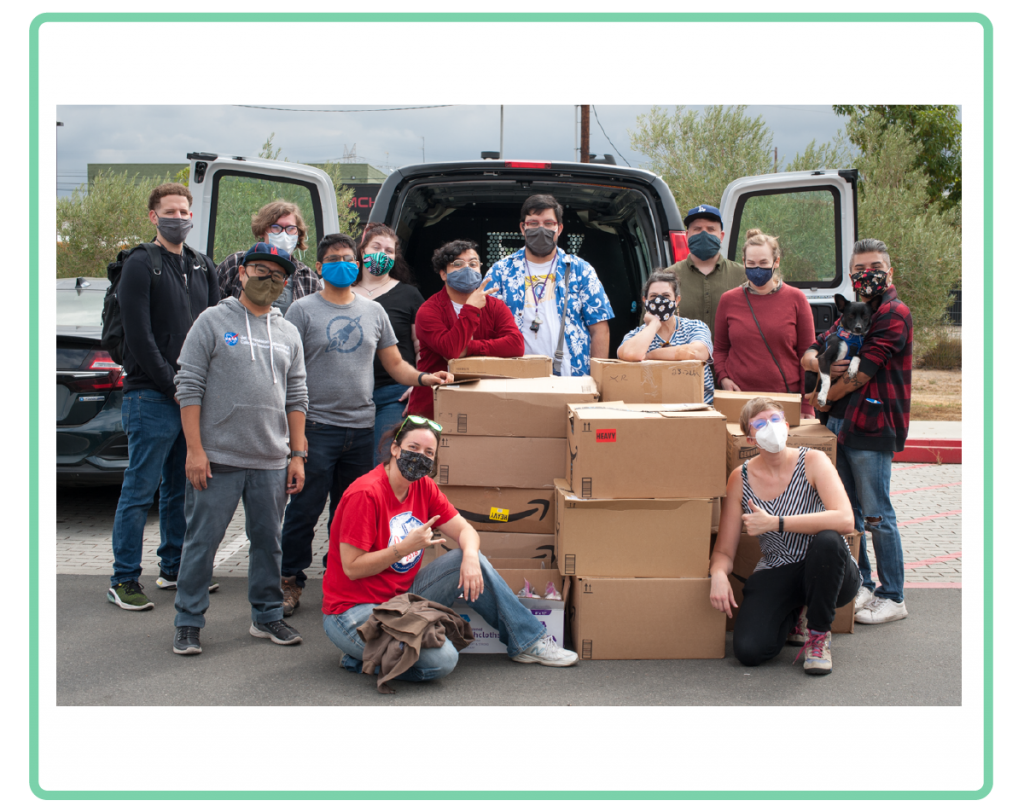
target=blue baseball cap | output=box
[684,204,723,228]
[242,242,296,276]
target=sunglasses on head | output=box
[398,415,442,434]
[749,413,785,431]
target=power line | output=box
[591,105,631,167]
[232,104,455,113]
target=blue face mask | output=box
[445,266,483,293]
[687,230,722,261]
[745,265,775,287]
[321,260,360,289]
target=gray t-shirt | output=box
[285,292,397,428]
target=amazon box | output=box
[554,480,712,578]
[439,486,555,535]
[438,435,565,489]
[448,354,552,380]
[589,358,705,404]
[725,422,838,478]
[434,532,557,567]
[570,576,725,659]
[713,390,802,426]
[434,376,598,437]
[566,402,726,499]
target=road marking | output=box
[904,552,962,568]
[897,509,961,527]
[213,534,250,569]
[891,481,962,495]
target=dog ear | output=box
[834,293,848,312]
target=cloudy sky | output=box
[55,103,850,196]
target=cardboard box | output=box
[434,376,598,438]
[589,358,705,404]
[569,576,725,659]
[438,435,565,489]
[448,354,552,379]
[725,422,838,478]
[713,390,803,426]
[717,532,862,634]
[437,531,557,566]
[439,486,555,535]
[710,497,721,533]
[566,402,726,499]
[554,480,712,578]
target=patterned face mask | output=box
[645,295,677,321]
[395,449,434,482]
[363,252,395,276]
[851,268,889,299]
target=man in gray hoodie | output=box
[171,242,309,656]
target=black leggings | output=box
[732,531,862,667]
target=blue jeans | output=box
[110,389,187,586]
[372,383,408,465]
[174,468,288,628]
[827,416,905,603]
[323,550,546,682]
[280,423,374,586]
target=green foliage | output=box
[918,330,962,370]
[835,105,961,210]
[56,170,168,279]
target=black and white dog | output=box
[816,294,873,408]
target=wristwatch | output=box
[289,450,308,460]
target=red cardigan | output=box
[408,289,525,418]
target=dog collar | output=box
[838,327,865,350]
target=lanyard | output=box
[525,253,559,307]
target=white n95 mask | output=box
[755,421,788,454]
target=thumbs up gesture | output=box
[743,499,780,536]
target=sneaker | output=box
[107,580,154,611]
[250,619,302,645]
[855,597,909,625]
[511,635,579,667]
[155,569,177,590]
[281,576,302,617]
[785,606,809,646]
[208,578,220,593]
[799,630,833,676]
[172,625,202,655]
[854,585,875,612]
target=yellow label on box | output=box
[489,507,510,522]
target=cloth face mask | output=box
[755,420,788,454]
[745,265,775,287]
[523,227,557,256]
[321,260,360,288]
[243,274,286,307]
[851,269,889,299]
[156,216,193,244]
[446,267,483,293]
[363,252,395,277]
[267,231,298,253]
[645,295,677,321]
[396,449,434,482]
[686,230,721,261]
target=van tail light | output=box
[66,350,124,392]
[670,231,689,263]
[504,161,551,169]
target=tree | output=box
[834,105,961,211]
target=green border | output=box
[30,11,992,800]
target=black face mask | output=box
[645,295,677,321]
[395,449,434,482]
[523,227,557,256]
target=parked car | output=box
[56,277,128,485]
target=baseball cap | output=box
[683,205,723,228]
[242,242,296,276]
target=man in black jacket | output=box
[108,183,220,611]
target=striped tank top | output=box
[742,447,834,572]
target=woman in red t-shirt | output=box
[408,240,524,419]
[322,417,577,681]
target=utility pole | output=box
[774,147,778,173]
[500,105,504,160]
[580,105,590,163]
[57,121,64,195]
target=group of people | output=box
[105,179,912,682]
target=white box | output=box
[454,596,566,654]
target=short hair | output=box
[742,228,783,283]
[317,233,357,264]
[148,182,192,212]
[432,240,480,274]
[642,268,680,299]
[850,238,891,270]
[379,417,441,477]
[356,222,414,285]
[251,200,309,251]
[739,396,788,437]
[520,193,563,225]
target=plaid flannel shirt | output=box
[811,285,913,453]
[216,250,322,301]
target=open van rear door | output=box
[184,152,337,268]
[719,169,858,334]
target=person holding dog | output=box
[801,238,913,626]
[713,229,816,417]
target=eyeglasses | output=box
[267,224,299,235]
[245,263,287,283]
[749,413,785,431]
[524,220,558,230]
[449,259,482,269]
[323,253,356,264]
[398,414,443,434]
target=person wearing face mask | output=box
[484,194,614,377]
[170,243,308,654]
[321,416,579,678]
[709,397,859,677]
[617,269,715,403]
[216,200,322,315]
[713,229,816,417]
[408,240,524,420]
[802,239,913,626]
[107,183,221,612]
[666,205,746,338]
[277,234,452,616]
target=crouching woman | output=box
[709,397,860,676]
[322,416,578,681]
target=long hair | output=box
[356,222,415,286]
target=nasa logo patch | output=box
[224,332,239,346]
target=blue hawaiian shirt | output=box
[484,247,614,376]
[619,317,715,404]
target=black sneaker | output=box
[173,625,202,655]
[155,569,177,590]
[249,619,302,645]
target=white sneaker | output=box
[855,597,908,625]
[854,586,875,612]
[511,635,579,667]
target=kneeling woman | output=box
[709,397,859,676]
[322,417,578,680]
